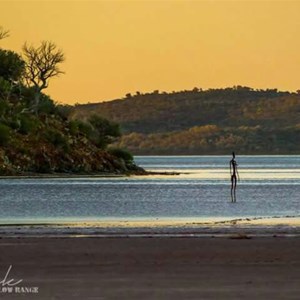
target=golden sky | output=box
[1,0,300,104]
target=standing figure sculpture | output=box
[230,152,239,202]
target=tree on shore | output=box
[22,41,65,112]
[0,27,25,103]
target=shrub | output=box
[108,147,133,163]
[89,115,121,148]
[68,120,80,135]
[78,121,93,137]
[0,99,8,116]
[38,95,56,115]
[68,119,93,137]
[8,117,20,130]
[18,115,39,134]
[45,128,69,151]
[0,77,11,100]
[0,123,11,146]
[0,49,25,82]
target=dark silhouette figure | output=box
[230,152,239,202]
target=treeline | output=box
[72,87,300,155]
[0,27,141,174]
[114,125,300,155]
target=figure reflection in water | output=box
[230,152,239,202]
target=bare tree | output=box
[22,41,65,112]
[0,26,9,40]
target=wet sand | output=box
[0,216,299,237]
[0,237,299,299]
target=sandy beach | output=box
[0,236,299,299]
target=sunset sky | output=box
[1,0,300,104]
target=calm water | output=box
[0,156,299,224]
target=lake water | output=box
[0,155,299,224]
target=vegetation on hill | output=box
[0,27,143,175]
[72,87,300,155]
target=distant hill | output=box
[71,87,300,155]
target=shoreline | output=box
[0,216,299,238]
[1,215,299,225]
[0,170,181,179]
